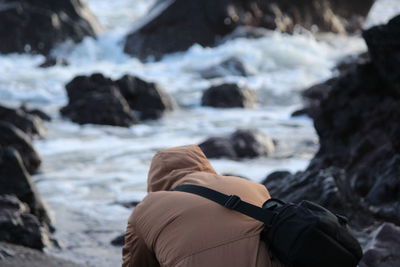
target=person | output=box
[122,145,284,267]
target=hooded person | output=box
[122,145,284,267]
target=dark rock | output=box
[263,168,374,229]
[124,0,375,60]
[199,57,252,79]
[230,129,275,158]
[0,147,51,228]
[116,75,175,120]
[201,83,257,108]
[0,0,102,55]
[20,106,51,122]
[363,15,400,92]
[0,195,47,250]
[110,234,125,246]
[199,137,238,159]
[199,129,275,159]
[0,242,82,266]
[360,223,400,267]
[61,73,174,125]
[0,122,41,174]
[61,74,138,127]
[114,200,140,209]
[38,57,69,68]
[0,105,46,138]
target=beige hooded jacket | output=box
[122,145,284,267]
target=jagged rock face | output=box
[0,195,47,250]
[60,73,175,126]
[0,105,46,139]
[201,83,257,108]
[0,122,42,175]
[360,223,400,267]
[0,0,102,55]
[116,75,175,120]
[363,15,400,92]
[124,0,375,60]
[0,147,51,228]
[199,129,275,159]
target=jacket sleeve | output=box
[122,219,160,267]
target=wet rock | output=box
[0,242,82,267]
[263,168,373,229]
[116,75,175,120]
[360,223,400,267]
[38,57,69,68]
[124,0,374,60]
[0,147,51,228]
[0,105,46,138]
[110,234,125,246]
[199,129,275,159]
[20,106,51,122]
[201,83,257,108]
[61,74,139,127]
[199,137,238,160]
[0,195,47,250]
[0,122,41,174]
[199,57,253,79]
[363,15,400,92]
[0,0,102,55]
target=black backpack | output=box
[173,184,363,267]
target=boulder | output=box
[110,234,125,246]
[61,74,138,127]
[0,242,82,266]
[116,75,175,120]
[124,0,375,60]
[360,223,400,267]
[201,83,257,108]
[199,129,275,159]
[0,122,41,174]
[0,105,46,138]
[0,0,102,55]
[0,195,48,250]
[38,56,69,68]
[0,146,51,228]
[20,106,52,122]
[199,57,252,79]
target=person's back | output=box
[122,145,284,267]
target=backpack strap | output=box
[173,184,276,226]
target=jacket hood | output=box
[147,145,217,192]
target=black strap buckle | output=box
[224,195,241,209]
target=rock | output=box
[61,74,139,127]
[199,137,238,159]
[262,168,374,229]
[360,223,400,267]
[20,106,52,122]
[199,129,275,159]
[0,146,51,228]
[110,234,125,246]
[0,195,48,250]
[124,0,375,60]
[231,129,275,158]
[0,105,46,138]
[61,73,174,125]
[116,75,175,120]
[363,15,400,92]
[0,242,82,267]
[0,0,102,55]
[201,83,257,108]
[0,122,42,174]
[38,57,69,68]
[199,57,252,79]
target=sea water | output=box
[0,0,399,265]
